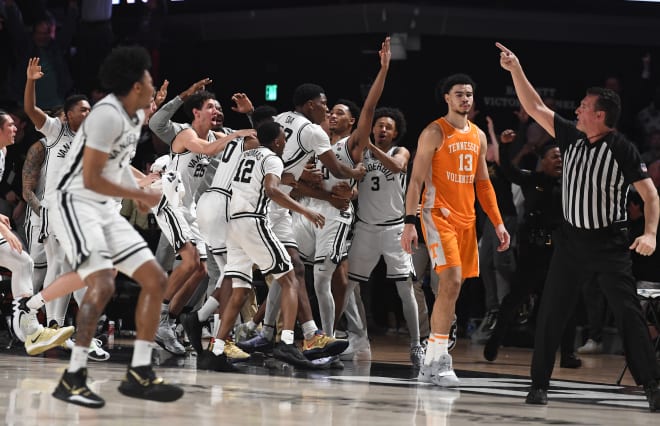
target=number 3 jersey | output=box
[421,117,482,228]
[229,147,283,219]
[356,146,406,226]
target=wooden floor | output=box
[1,334,658,425]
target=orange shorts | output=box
[420,208,479,280]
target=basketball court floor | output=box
[1,334,657,425]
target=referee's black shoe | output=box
[118,365,183,402]
[525,387,548,405]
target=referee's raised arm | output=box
[496,42,555,138]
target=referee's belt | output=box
[564,221,628,237]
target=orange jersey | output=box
[421,117,481,229]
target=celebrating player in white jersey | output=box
[348,107,425,366]
[22,57,93,331]
[149,87,254,355]
[240,83,365,360]
[0,110,74,355]
[291,37,391,340]
[48,46,183,409]
[200,121,325,371]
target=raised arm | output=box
[21,140,46,214]
[485,116,500,164]
[347,37,391,162]
[149,78,211,144]
[496,42,555,137]
[498,129,530,185]
[23,58,48,129]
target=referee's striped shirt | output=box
[554,115,648,229]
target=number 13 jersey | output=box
[421,117,481,228]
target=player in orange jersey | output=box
[401,73,510,386]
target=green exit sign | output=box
[265,84,278,101]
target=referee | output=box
[497,42,660,412]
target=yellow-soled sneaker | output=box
[25,325,75,355]
[224,341,250,362]
[302,331,349,360]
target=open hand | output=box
[26,57,44,81]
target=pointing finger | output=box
[495,42,510,53]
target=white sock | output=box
[245,320,256,331]
[301,320,317,340]
[212,338,225,356]
[197,296,220,322]
[68,345,89,372]
[281,330,295,345]
[432,333,449,362]
[131,340,153,367]
[424,336,436,366]
[27,293,46,310]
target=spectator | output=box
[5,2,75,109]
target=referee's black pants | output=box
[531,222,660,389]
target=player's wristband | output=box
[404,215,417,225]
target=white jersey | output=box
[195,126,234,200]
[307,136,355,224]
[356,146,406,225]
[38,116,76,203]
[275,111,332,180]
[229,147,283,219]
[204,133,245,198]
[166,139,212,209]
[56,93,144,203]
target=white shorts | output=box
[49,192,155,280]
[44,233,73,275]
[155,197,207,259]
[268,204,298,250]
[25,216,47,270]
[293,211,350,265]
[196,189,230,256]
[225,216,292,288]
[348,221,414,282]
